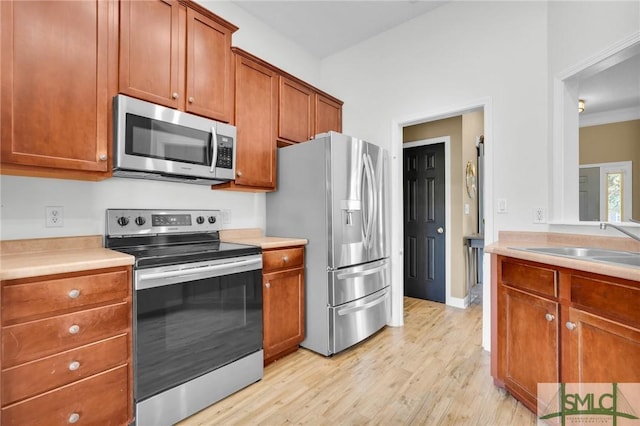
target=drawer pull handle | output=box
[265,282,271,289]
[282,256,289,262]
[545,313,555,322]
[68,361,80,371]
[68,324,80,335]
[68,413,80,424]
[68,289,80,299]
[566,321,576,331]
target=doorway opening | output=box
[389,97,493,351]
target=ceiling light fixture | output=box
[578,99,585,113]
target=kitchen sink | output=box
[591,256,640,268]
[510,246,640,269]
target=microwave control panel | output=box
[216,136,233,169]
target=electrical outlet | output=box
[45,206,64,227]
[222,209,231,224]
[533,207,546,224]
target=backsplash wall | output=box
[0,175,265,241]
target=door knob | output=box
[437,227,444,234]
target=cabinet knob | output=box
[68,324,80,335]
[545,313,555,322]
[68,289,80,299]
[188,97,194,103]
[566,321,576,330]
[98,153,107,161]
[68,413,80,424]
[265,282,270,289]
[283,255,289,263]
[68,361,81,371]
[237,171,243,177]
[172,92,179,100]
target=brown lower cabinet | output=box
[1,266,133,425]
[493,255,640,413]
[262,246,305,365]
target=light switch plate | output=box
[497,199,508,213]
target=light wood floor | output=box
[178,296,536,425]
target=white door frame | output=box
[580,161,633,221]
[402,137,452,306]
[390,97,494,351]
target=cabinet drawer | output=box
[263,247,304,273]
[571,274,640,328]
[2,365,129,426]
[2,268,130,323]
[2,333,128,405]
[500,258,557,299]
[2,302,129,368]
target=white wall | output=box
[0,1,321,242]
[547,1,640,233]
[320,1,549,348]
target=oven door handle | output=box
[136,257,262,289]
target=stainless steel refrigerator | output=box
[266,131,390,356]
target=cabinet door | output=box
[498,286,559,412]
[263,268,304,363]
[233,54,278,189]
[1,0,113,173]
[185,8,233,122]
[316,94,342,135]
[564,307,640,383]
[119,0,182,109]
[278,77,315,143]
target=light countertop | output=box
[1,236,134,280]
[485,231,640,282]
[220,228,307,250]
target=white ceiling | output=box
[231,0,448,59]
[232,0,639,122]
[579,53,640,117]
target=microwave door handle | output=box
[210,125,218,173]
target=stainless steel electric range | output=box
[105,209,263,426]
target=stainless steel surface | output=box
[266,131,390,356]
[329,259,389,306]
[106,209,221,237]
[135,255,262,290]
[135,350,263,426]
[600,222,640,243]
[511,246,640,269]
[592,255,640,268]
[113,94,236,185]
[515,247,636,257]
[329,287,390,354]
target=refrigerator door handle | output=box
[336,288,389,316]
[336,262,388,280]
[362,153,377,248]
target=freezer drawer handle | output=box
[337,290,388,316]
[336,263,387,280]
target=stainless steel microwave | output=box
[113,94,236,185]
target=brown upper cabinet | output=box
[119,0,237,123]
[0,0,118,180]
[277,77,343,146]
[224,49,279,191]
[214,48,343,192]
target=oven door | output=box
[133,255,262,402]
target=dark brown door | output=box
[403,143,446,302]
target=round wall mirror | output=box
[466,161,477,198]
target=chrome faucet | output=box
[600,222,640,243]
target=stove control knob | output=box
[196,216,205,224]
[208,216,217,224]
[117,216,129,227]
[135,216,146,226]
